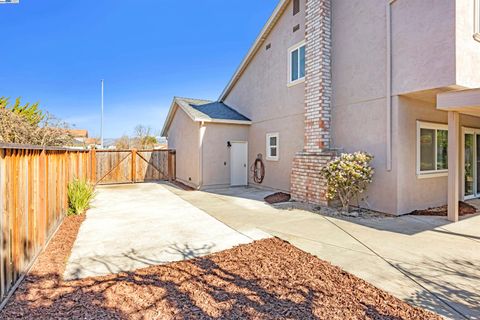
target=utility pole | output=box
[101,79,104,149]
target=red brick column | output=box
[291,0,334,205]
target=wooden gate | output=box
[93,149,176,185]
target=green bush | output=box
[67,179,96,216]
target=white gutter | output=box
[386,0,398,171]
[218,0,290,101]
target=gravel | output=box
[1,215,440,320]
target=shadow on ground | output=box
[395,258,480,319]
[1,239,438,319]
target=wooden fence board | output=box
[95,150,175,184]
[0,146,176,305]
[0,146,92,304]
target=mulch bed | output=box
[409,201,477,216]
[171,180,196,191]
[264,192,291,204]
[1,217,440,320]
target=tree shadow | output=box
[1,240,439,319]
[64,242,216,280]
[393,258,480,319]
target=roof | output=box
[218,0,290,102]
[68,129,89,138]
[161,97,251,136]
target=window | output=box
[416,121,448,176]
[293,0,300,15]
[475,0,480,41]
[288,41,305,85]
[266,133,279,161]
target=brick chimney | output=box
[291,0,335,205]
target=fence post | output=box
[91,149,96,184]
[131,149,137,183]
[168,150,176,182]
[0,148,5,299]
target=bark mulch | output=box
[1,217,440,320]
[409,201,477,217]
[264,192,291,204]
[171,180,196,191]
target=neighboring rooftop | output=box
[68,129,89,138]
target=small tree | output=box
[115,135,131,149]
[0,96,44,126]
[133,124,157,149]
[321,152,374,213]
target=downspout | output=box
[386,0,398,171]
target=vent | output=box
[293,0,300,15]
[293,24,300,33]
[266,43,271,50]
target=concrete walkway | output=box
[165,184,480,320]
[64,183,265,280]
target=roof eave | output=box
[161,97,198,137]
[194,118,252,125]
[218,0,290,102]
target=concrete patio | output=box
[64,183,267,280]
[165,183,480,320]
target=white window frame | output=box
[475,0,480,42]
[288,40,305,87]
[416,121,449,178]
[266,132,279,161]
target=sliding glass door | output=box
[464,132,475,199]
[463,128,480,199]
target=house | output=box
[68,129,89,143]
[161,98,251,188]
[162,0,480,221]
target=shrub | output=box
[67,179,96,215]
[321,152,374,213]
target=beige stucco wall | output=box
[166,108,200,187]
[395,96,480,214]
[201,123,250,188]
[331,0,480,215]
[392,0,456,94]
[331,0,399,214]
[223,0,306,192]
[456,0,480,88]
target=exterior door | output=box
[463,128,480,199]
[463,130,476,199]
[230,142,248,186]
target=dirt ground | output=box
[1,214,440,320]
[409,201,477,216]
[264,192,291,204]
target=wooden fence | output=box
[93,149,176,185]
[0,144,92,303]
[0,145,176,305]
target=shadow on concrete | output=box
[394,258,480,319]
[65,242,216,280]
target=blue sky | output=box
[0,0,278,138]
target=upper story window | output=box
[475,0,480,41]
[266,132,279,161]
[416,121,448,177]
[293,0,300,15]
[288,41,305,86]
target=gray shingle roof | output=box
[175,97,250,122]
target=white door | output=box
[230,142,248,186]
